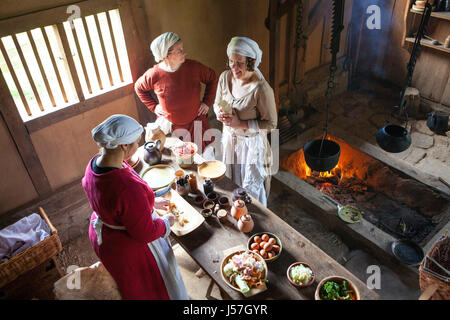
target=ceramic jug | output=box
[145,124,166,149]
[231,199,247,220]
[143,140,162,165]
[237,214,254,233]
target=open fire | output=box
[281,135,449,244]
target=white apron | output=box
[91,211,189,300]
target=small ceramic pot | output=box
[203,200,215,210]
[216,209,228,222]
[206,191,219,203]
[231,199,247,220]
[237,214,254,233]
[218,196,230,208]
[175,169,185,180]
[193,194,206,207]
[201,208,212,218]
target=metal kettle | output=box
[143,140,162,165]
[376,124,411,153]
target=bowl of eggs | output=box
[248,232,282,262]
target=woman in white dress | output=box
[214,37,277,206]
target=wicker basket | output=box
[419,231,449,300]
[0,207,62,288]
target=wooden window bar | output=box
[94,14,114,87]
[82,17,103,90]
[70,21,93,95]
[106,10,124,83]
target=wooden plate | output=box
[141,164,175,190]
[155,190,205,236]
[198,160,226,182]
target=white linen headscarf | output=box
[92,114,143,149]
[150,32,180,62]
[227,36,264,80]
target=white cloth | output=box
[92,114,143,149]
[227,36,264,80]
[149,116,173,136]
[221,126,271,206]
[90,211,188,300]
[0,213,50,263]
[150,32,180,63]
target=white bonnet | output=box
[92,114,143,149]
[150,32,180,62]
[227,36,264,79]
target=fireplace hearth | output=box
[281,135,449,245]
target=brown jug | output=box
[145,124,166,149]
[143,140,162,165]
[237,214,254,233]
[231,199,247,220]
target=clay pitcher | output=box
[231,199,247,220]
[143,140,162,165]
[145,124,166,149]
[237,214,254,233]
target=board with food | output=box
[221,250,268,297]
[155,190,204,236]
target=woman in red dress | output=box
[82,114,189,299]
[134,32,218,155]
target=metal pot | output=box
[426,111,449,134]
[376,124,411,153]
[303,139,341,172]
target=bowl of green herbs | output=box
[314,276,360,300]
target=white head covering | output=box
[227,36,264,80]
[150,32,180,62]
[92,114,143,149]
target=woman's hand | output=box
[163,213,175,226]
[155,104,167,117]
[218,108,248,129]
[198,102,209,116]
[154,197,170,210]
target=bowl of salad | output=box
[315,276,360,300]
[287,262,315,287]
[221,250,268,295]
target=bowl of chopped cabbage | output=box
[287,262,315,288]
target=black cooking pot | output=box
[376,124,411,153]
[303,139,341,172]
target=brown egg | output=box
[259,249,267,258]
[268,238,277,245]
[267,251,275,259]
[261,234,269,242]
[263,242,273,251]
[252,249,260,255]
[259,241,267,249]
[250,243,260,250]
[253,236,262,243]
[272,245,280,252]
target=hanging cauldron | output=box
[376,124,411,153]
[303,139,341,172]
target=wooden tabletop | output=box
[136,140,379,300]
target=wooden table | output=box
[136,140,379,300]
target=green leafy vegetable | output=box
[320,280,354,300]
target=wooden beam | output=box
[82,17,103,90]
[285,5,294,93]
[27,31,56,107]
[278,0,296,18]
[106,10,124,83]
[269,0,281,112]
[94,14,114,87]
[0,72,52,196]
[25,83,134,133]
[0,41,31,116]
[12,35,44,111]
[305,0,331,37]
[42,27,68,103]
[71,22,93,94]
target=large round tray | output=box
[141,164,175,190]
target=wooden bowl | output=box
[287,262,315,288]
[314,276,361,300]
[247,232,282,262]
[220,250,268,294]
[198,160,226,182]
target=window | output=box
[0,9,132,122]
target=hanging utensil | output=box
[304,0,345,172]
[376,1,432,153]
[322,195,362,224]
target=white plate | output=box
[141,164,175,190]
